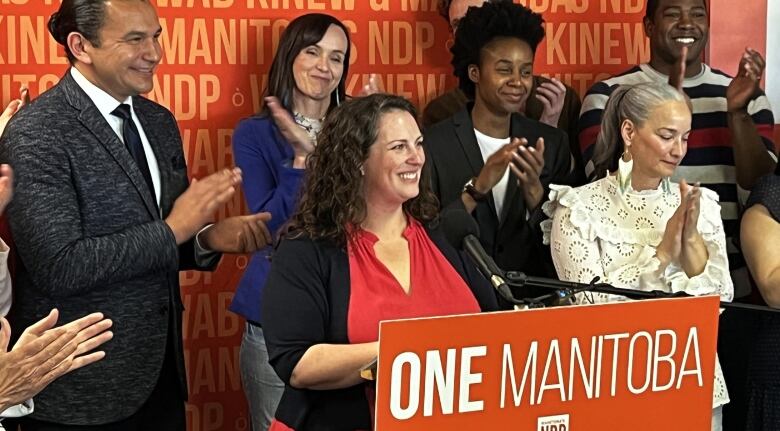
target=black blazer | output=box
[262,222,499,430]
[0,70,219,424]
[424,107,572,301]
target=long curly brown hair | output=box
[287,94,439,246]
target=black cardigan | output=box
[262,221,499,430]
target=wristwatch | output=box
[462,177,488,202]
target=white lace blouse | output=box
[541,175,733,409]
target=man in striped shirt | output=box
[578,0,777,299]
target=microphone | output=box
[439,207,522,305]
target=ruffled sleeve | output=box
[660,188,733,301]
[543,183,665,304]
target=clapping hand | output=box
[265,96,315,168]
[727,48,765,113]
[668,46,688,91]
[355,74,383,97]
[0,165,12,216]
[166,168,242,244]
[509,137,546,209]
[0,86,29,139]
[657,180,708,277]
[473,139,525,197]
[199,212,273,254]
[0,309,113,412]
[536,79,567,127]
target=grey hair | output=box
[591,82,688,179]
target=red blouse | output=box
[346,217,481,344]
[268,218,483,431]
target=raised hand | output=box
[199,212,273,253]
[679,181,708,276]
[473,139,525,195]
[0,165,12,216]
[656,180,709,277]
[0,101,22,139]
[669,45,688,91]
[0,87,30,139]
[0,309,113,412]
[355,74,383,97]
[536,79,567,127]
[165,168,242,244]
[265,96,315,167]
[656,182,689,267]
[727,48,765,113]
[509,137,546,209]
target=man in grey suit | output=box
[0,0,272,428]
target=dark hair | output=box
[287,93,438,246]
[645,0,708,20]
[451,1,544,99]
[436,0,512,23]
[437,0,453,21]
[261,14,350,116]
[591,82,688,178]
[48,0,112,63]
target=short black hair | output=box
[645,0,708,20]
[436,0,511,23]
[450,1,544,99]
[48,0,125,64]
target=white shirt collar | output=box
[70,66,134,117]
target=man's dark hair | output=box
[436,0,512,24]
[645,0,708,20]
[450,1,544,99]
[437,0,453,20]
[48,0,113,64]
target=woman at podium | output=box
[542,81,734,429]
[261,93,498,430]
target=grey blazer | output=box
[0,70,218,425]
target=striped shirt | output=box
[578,63,776,270]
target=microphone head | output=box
[439,207,480,248]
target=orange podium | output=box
[375,296,720,430]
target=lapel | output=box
[499,113,525,228]
[451,108,499,219]
[133,98,170,218]
[61,71,159,219]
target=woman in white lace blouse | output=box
[542,82,733,430]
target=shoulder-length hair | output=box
[287,93,439,246]
[261,13,351,116]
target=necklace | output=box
[293,112,324,144]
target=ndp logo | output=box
[537,414,570,431]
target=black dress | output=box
[744,173,780,431]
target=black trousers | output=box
[13,330,185,431]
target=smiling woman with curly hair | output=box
[261,93,498,430]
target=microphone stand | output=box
[503,271,780,314]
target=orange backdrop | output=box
[2,0,770,430]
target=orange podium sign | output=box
[375,296,720,430]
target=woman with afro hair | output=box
[424,0,574,306]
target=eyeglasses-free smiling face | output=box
[362,110,425,209]
[80,0,162,102]
[291,24,348,103]
[645,0,709,69]
[469,37,534,117]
